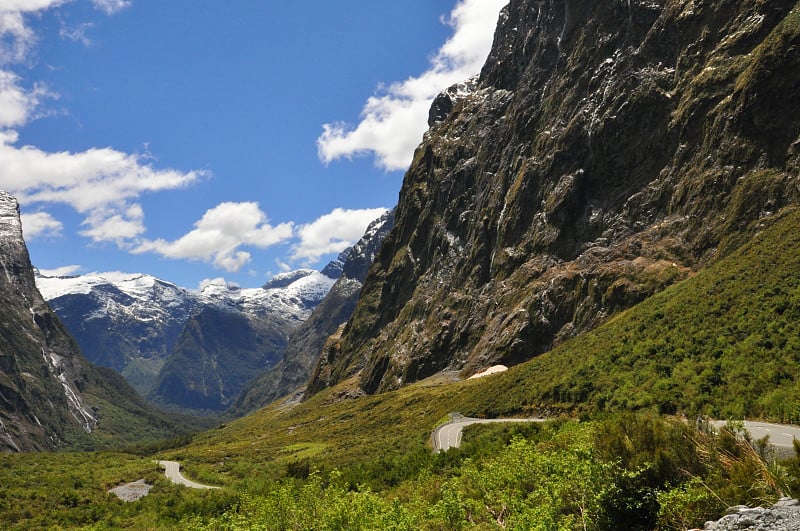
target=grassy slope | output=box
[164,207,800,483]
[1,207,799,528]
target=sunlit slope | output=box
[171,207,800,477]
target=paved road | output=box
[712,421,800,450]
[434,417,800,454]
[158,460,220,490]
[433,416,546,452]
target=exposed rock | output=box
[109,479,152,502]
[308,0,800,395]
[0,191,183,451]
[703,498,800,530]
[230,210,395,414]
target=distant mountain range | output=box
[230,209,395,415]
[36,267,337,413]
[0,191,191,451]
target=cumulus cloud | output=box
[198,277,228,291]
[0,0,201,251]
[317,0,507,171]
[0,131,203,244]
[37,264,81,277]
[292,207,388,263]
[0,0,68,64]
[79,203,145,243]
[91,0,132,15]
[0,71,54,128]
[134,202,295,272]
[20,210,63,239]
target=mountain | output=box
[37,269,336,398]
[229,210,395,415]
[36,272,202,394]
[308,0,800,395]
[147,270,337,413]
[0,191,187,451]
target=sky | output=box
[0,0,507,290]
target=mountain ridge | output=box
[309,0,800,395]
[37,267,337,397]
[0,191,189,451]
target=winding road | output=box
[158,460,220,490]
[433,415,545,452]
[433,415,800,454]
[711,420,800,451]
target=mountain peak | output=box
[262,269,317,290]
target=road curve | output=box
[158,460,220,490]
[433,416,546,452]
[433,417,800,454]
[712,421,800,450]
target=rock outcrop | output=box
[703,498,800,530]
[230,210,395,414]
[0,191,182,451]
[309,0,800,395]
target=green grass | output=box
[467,206,800,421]
[163,207,800,491]
[3,198,800,529]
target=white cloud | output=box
[59,22,94,46]
[292,207,388,263]
[91,0,132,15]
[79,202,145,243]
[20,210,62,238]
[0,0,201,251]
[37,264,81,277]
[0,71,53,128]
[317,0,507,171]
[135,202,295,272]
[0,0,68,64]
[198,277,227,291]
[0,131,203,245]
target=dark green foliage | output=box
[460,208,800,422]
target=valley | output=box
[1,0,800,528]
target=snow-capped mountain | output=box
[0,191,185,451]
[231,209,395,414]
[36,268,338,397]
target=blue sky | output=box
[0,0,505,289]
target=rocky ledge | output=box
[702,498,800,531]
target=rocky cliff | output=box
[230,210,394,414]
[309,0,800,395]
[0,191,184,451]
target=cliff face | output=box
[231,210,395,414]
[0,191,193,451]
[0,191,97,451]
[310,0,800,394]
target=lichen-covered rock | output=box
[703,498,800,530]
[309,0,800,395]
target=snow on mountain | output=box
[35,267,338,395]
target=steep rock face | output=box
[149,271,337,412]
[0,192,183,451]
[230,211,395,414]
[310,0,800,395]
[0,191,96,451]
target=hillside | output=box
[310,0,800,395]
[0,191,192,451]
[229,210,395,415]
